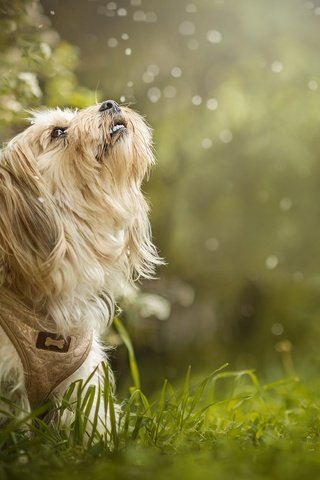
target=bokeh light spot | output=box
[206,98,218,110]
[280,197,292,211]
[107,37,118,47]
[219,129,232,143]
[163,85,177,98]
[206,29,222,43]
[308,80,318,90]
[265,255,279,270]
[179,21,195,36]
[271,61,283,73]
[171,67,182,78]
[186,3,197,13]
[133,10,146,21]
[271,323,284,335]
[117,8,127,16]
[192,95,202,105]
[107,2,117,10]
[146,12,157,22]
[201,138,213,149]
[206,238,219,251]
[148,87,162,103]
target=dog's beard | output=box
[0,102,161,332]
[94,110,129,162]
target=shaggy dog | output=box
[0,100,160,434]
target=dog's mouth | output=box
[109,118,127,138]
[95,116,128,161]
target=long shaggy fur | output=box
[0,102,161,432]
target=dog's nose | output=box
[99,100,121,113]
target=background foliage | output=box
[1,0,320,386]
[3,2,320,479]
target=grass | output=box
[1,319,320,480]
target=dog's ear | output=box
[0,142,66,295]
[126,193,163,281]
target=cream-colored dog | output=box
[0,100,160,433]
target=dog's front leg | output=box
[0,330,30,426]
[52,336,119,441]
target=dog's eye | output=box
[51,127,66,139]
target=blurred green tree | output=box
[3,0,320,376]
[0,0,95,137]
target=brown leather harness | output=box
[0,290,93,409]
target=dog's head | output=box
[0,101,160,306]
[9,100,154,188]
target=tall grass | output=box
[1,319,320,480]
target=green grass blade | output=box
[114,316,141,391]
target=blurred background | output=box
[1,0,320,391]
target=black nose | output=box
[99,100,121,113]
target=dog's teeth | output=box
[110,124,124,134]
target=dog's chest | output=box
[0,293,93,409]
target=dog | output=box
[0,100,161,435]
